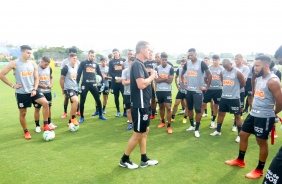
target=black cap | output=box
[112,48,119,52]
[212,54,220,60]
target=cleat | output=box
[49,122,57,128]
[24,131,32,140]
[235,136,240,143]
[210,121,216,129]
[115,112,121,117]
[186,126,195,131]
[35,126,41,133]
[71,118,79,126]
[43,124,55,131]
[79,117,85,124]
[242,110,248,115]
[92,111,99,116]
[210,131,221,136]
[194,130,200,138]
[171,118,175,122]
[178,110,185,115]
[155,111,158,115]
[225,158,245,168]
[48,123,56,130]
[202,113,208,117]
[274,131,278,138]
[140,159,158,168]
[167,127,173,134]
[126,124,133,130]
[61,112,67,118]
[245,169,263,179]
[99,115,107,120]
[127,120,130,123]
[158,122,166,128]
[232,125,237,132]
[182,118,187,124]
[76,111,81,116]
[150,115,156,119]
[119,159,138,169]
[123,112,127,117]
[102,110,106,114]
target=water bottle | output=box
[54,92,57,98]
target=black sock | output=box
[121,153,130,162]
[35,120,40,127]
[103,106,105,110]
[68,119,71,123]
[212,115,216,121]
[167,123,171,127]
[48,118,51,124]
[211,111,214,116]
[124,109,126,114]
[238,150,246,160]
[237,126,242,135]
[216,123,222,132]
[182,107,185,111]
[172,115,175,119]
[184,115,187,119]
[240,112,242,116]
[24,129,28,133]
[43,121,48,125]
[162,119,165,123]
[195,122,200,131]
[204,109,207,114]
[72,115,76,119]
[256,160,265,170]
[152,109,156,116]
[141,153,148,162]
[190,119,194,127]
[233,120,236,126]
[96,106,98,112]
[64,105,67,113]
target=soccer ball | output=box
[43,130,55,141]
[96,75,102,84]
[69,123,80,132]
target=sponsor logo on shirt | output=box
[212,75,220,80]
[21,71,33,77]
[71,74,77,80]
[159,74,168,78]
[188,71,198,76]
[254,90,265,98]
[114,65,122,70]
[39,75,50,81]
[223,80,234,86]
[86,67,95,73]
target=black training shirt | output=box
[108,58,125,79]
[130,58,152,108]
[76,60,103,84]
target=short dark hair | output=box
[255,55,271,64]
[42,56,50,63]
[274,45,282,59]
[136,41,149,53]
[212,54,220,60]
[69,53,77,58]
[112,48,119,52]
[68,48,77,54]
[20,45,32,51]
[161,52,168,59]
[188,48,196,53]
[88,50,95,54]
[129,57,135,61]
[100,57,106,61]
[181,59,186,63]
[270,60,275,69]
[204,57,210,60]
[108,54,113,59]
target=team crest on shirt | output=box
[260,80,267,88]
[217,70,221,74]
[143,114,149,121]
[34,104,38,107]
[195,65,199,70]
[230,73,235,79]
[81,86,85,90]
[120,60,123,64]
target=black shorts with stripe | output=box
[132,107,151,133]
[16,91,45,109]
[219,98,241,114]
[34,92,52,108]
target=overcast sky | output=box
[1,0,281,55]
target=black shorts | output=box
[156,91,172,104]
[175,91,186,100]
[218,98,241,114]
[240,92,245,108]
[124,95,131,109]
[152,87,156,99]
[245,78,252,97]
[98,86,109,95]
[263,146,282,184]
[203,89,222,104]
[186,91,203,113]
[16,91,45,109]
[242,114,275,139]
[34,92,52,108]
[132,107,151,133]
[65,89,78,98]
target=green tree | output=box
[0,58,9,62]
[11,56,17,60]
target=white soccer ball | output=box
[96,75,102,84]
[43,130,55,141]
[69,123,80,132]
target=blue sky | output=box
[1,0,281,55]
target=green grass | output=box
[0,66,281,184]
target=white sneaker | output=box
[232,125,237,132]
[49,122,57,128]
[178,110,185,115]
[140,159,159,168]
[186,126,195,131]
[194,130,200,138]
[35,126,41,133]
[119,160,138,169]
[182,118,187,124]
[210,131,221,136]
[235,136,240,143]
[127,120,130,123]
[202,113,208,117]
[210,121,216,129]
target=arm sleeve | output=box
[132,62,145,79]
[201,61,209,73]
[61,65,68,76]
[183,63,187,71]
[169,67,174,76]
[108,60,114,78]
[96,64,104,83]
[50,67,53,75]
[176,68,179,76]
[76,61,83,83]
[276,70,282,81]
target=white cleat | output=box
[35,126,41,133]
[140,159,159,168]
[202,113,208,117]
[232,125,237,132]
[49,122,57,128]
[194,130,200,138]
[235,136,240,143]
[186,126,195,131]
[210,121,216,129]
[119,160,138,169]
[210,131,221,136]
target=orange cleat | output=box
[274,131,278,138]
[167,127,173,134]
[61,112,67,118]
[245,169,263,179]
[158,122,166,128]
[71,118,79,126]
[225,159,245,168]
[76,111,81,116]
[24,131,31,140]
[150,115,156,119]
[43,124,55,131]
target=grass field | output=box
[0,66,281,184]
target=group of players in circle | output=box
[1,42,282,182]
